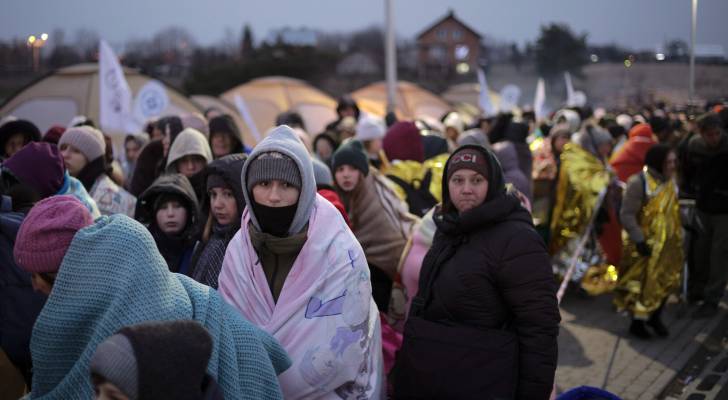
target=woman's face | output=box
[334,165,361,192]
[209,186,238,226]
[448,169,489,214]
[155,199,188,235]
[252,180,300,207]
[315,140,334,159]
[60,143,88,176]
[176,155,206,177]
[663,151,677,178]
[210,133,233,158]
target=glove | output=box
[636,241,651,257]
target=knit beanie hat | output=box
[3,142,65,198]
[443,112,464,136]
[447,147,490,182]
[355,116,386,142]
[43,125,66,144]
[90,334,138,399]
[331,140,369,176]
[90,320,213,400]
[58,126,106,162]
[246,151,302,193]
[383,121,425,163]
[14,195,94,274]
[312,157,334,187]
[182,114,209,137]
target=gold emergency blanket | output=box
[613,170,684,319]
[549,143,611,256]
[383,154,448,203]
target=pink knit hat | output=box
[14,195,94,274]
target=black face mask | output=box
[252,201,297,237]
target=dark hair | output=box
[606,122,626,139]
[697,113,721,132]
[156,116,184,143]
[649,116,669,134]
[336,96,360,120]
[275,111,306,131]
[644,144,674,174]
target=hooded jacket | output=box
[609,123,657,183]
[135,174,200,274]
[395,145,560,400]
[190,154,247,288]
[166,128,214,173]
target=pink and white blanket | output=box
[219,194,383,399]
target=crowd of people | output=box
[0,94,727,399]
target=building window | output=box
[437,29,448,40]
[452,29,463,40]
[455,44,470,60]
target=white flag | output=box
[99,40,134,134]
[477,68,497,117]
[564,71,575,107]
[233,95,262,144]
[534,78,546,120]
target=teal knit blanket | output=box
[29,214,290,399]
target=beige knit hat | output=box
[58,126,106,162]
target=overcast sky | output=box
[2,0,727,52]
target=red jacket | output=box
[317,188,351,227]
[610,123,657,182]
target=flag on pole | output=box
[233,94,262,144]
[564,71,575,107]
[477,68,497,117]
[99,40,135,134]
[534,78,546,120]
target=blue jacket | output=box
[0,195,46,383]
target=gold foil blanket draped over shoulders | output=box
[549,143,611,256]
[613,169,684,319]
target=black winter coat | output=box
[395,144,560,400]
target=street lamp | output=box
[689,0,697,104]
[27,33,49,72]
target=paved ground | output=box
[556,291,728,399]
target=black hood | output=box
[135,173,201,242]
[438,144,531,234]
[202,153,247,224]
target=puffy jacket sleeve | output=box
[496,226,560,399]
[620,173,646,244]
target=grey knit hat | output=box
[58,126,106,162]
[246,151,302,193]
[90,334,139,399]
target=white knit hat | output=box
[443,112,464,135]
[165,128,212,171]
[58,126,106,162]
[355,116,386,142]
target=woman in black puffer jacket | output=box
[394,144,560,400]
